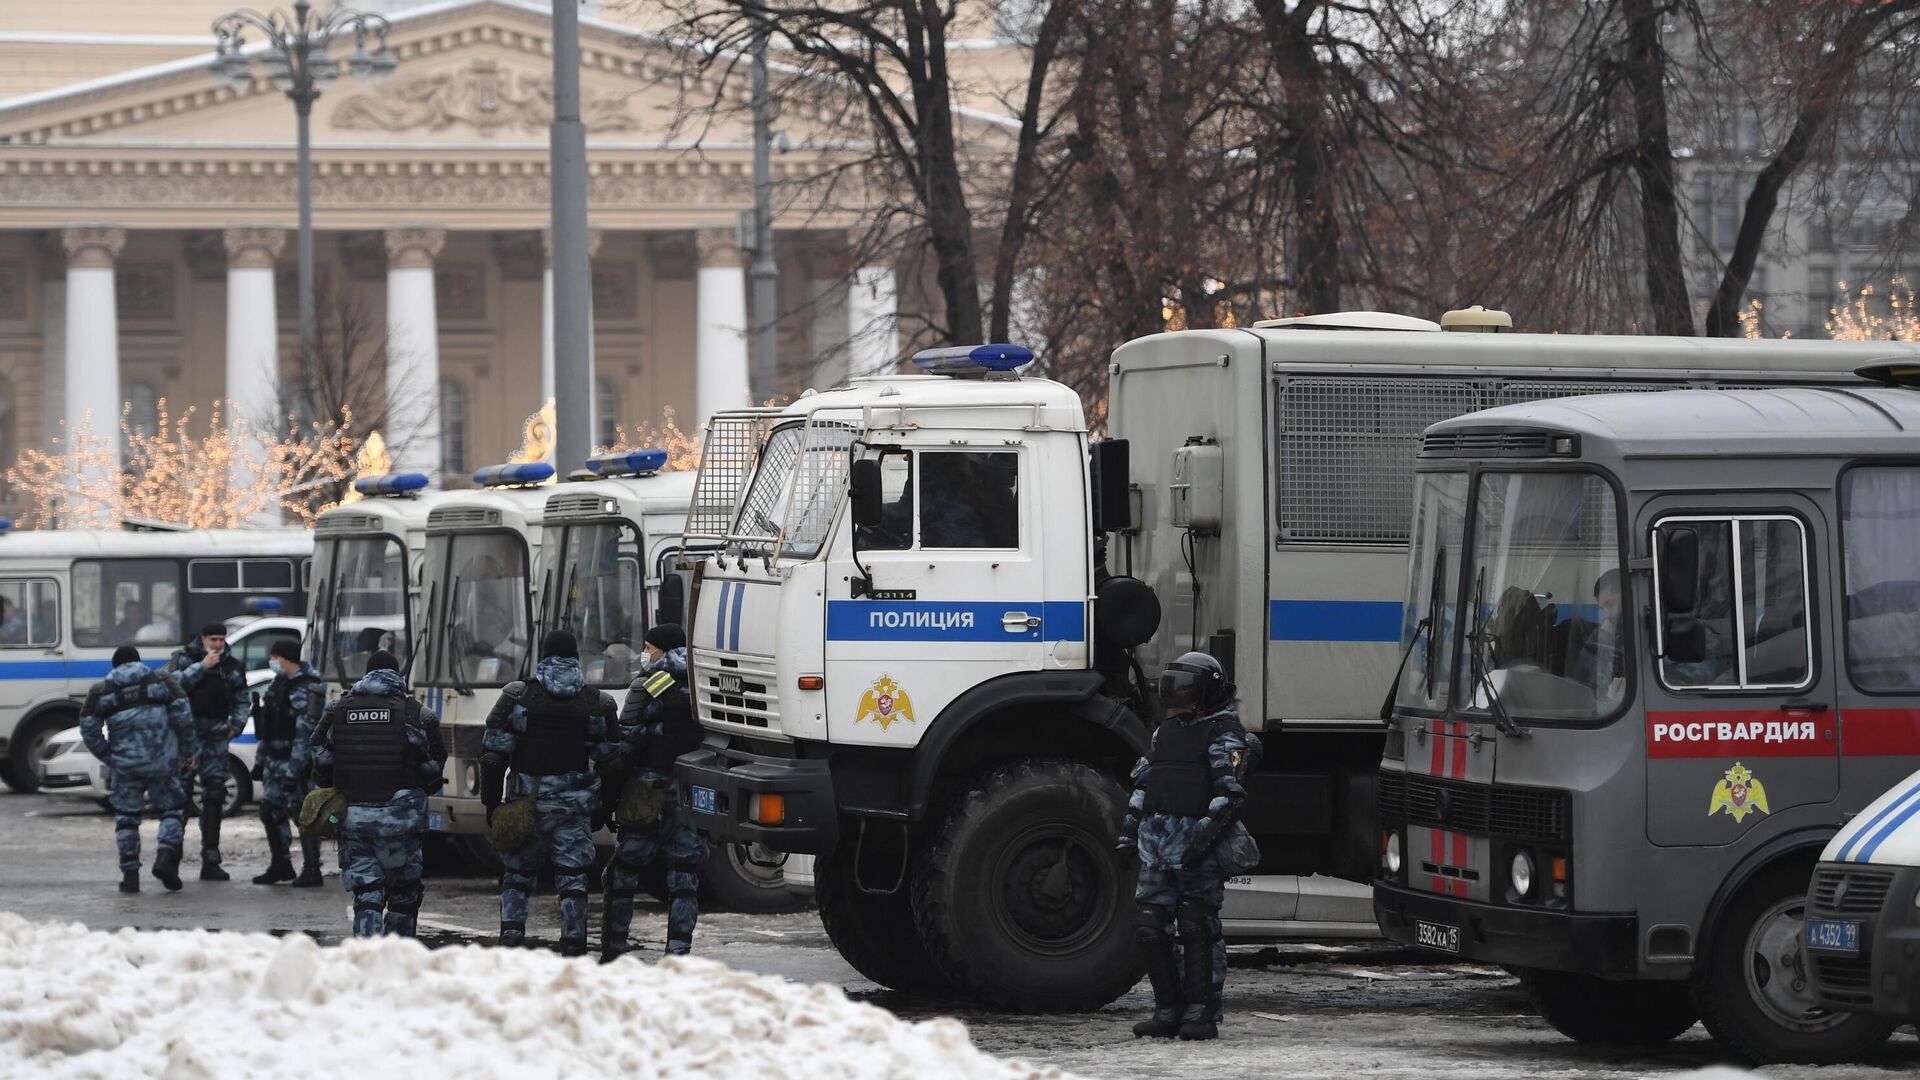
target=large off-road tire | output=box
[1521,969,1699,1045]
[814,840,950,994]
[911,759,1141,1013]
[701,842,810,913]
[1691,862,1897,1064]
[2,713,75,793]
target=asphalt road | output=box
[4,787,1916,1079]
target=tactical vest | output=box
[1142,715,1219,818]
[511,681,597,777]
[186,655,236,722]
[330,691,422,804]
[642,681,700,774]
[258,671,319,748]
[100,671,170,716]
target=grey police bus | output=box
[1374,367,1920,1063]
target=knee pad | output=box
[557,887,589,902]
[1176,900,1216,941]
[1133,922,1172,948]
[1134,903,1175,934]
[352,887,384,913]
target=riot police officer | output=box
[170,623,249,881]
[601,623,709,961]
[478,630,618,954]
[311,650,445,938]
[252,639,328,887]
[1116,651,1261,1041]
[79,646,196,892]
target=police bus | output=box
[1375,366,1920,1062]
[0,524,312,791]
[674,312,1916,1013]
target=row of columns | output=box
[51,222,901,486]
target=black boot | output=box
[1177,908,1220,1041]
[152,847,183,891]
[119,870,140,894]
[498,921,527,948]
[200,853,230,882]
[291,863,324,887]
[292,834,324,887]
[252,859,296,885]
[557,936,590,958]
[1132,923,1184,1038]
[600,940,638,964]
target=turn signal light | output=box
[798,675,824,691]
[1551,858,1568,882]
[750,793,786,826]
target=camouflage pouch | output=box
[297,787,346,839]
[1217,821,1261,875]
[618,778,668,830]
[488,796,537,854]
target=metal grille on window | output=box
[781,420,857,557]
[730,426,800,547]
[1275,378,1479,543]
[687,412,776,541]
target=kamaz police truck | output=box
[675,312,1897,1012]
[1375,366,1920,1063]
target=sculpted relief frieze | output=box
[331,58,639,135]
[0,171,755,211]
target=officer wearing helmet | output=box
[1116,650,1261,1041]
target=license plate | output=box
[1415,919,1462,954]
[428,812,446,832]
[690,786,718,815]
[1805,917,1861,956]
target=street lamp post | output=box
[210,2,396,414]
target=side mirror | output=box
[850,458,883,529]
[657,574,686,628]
[1090,439,1132,533]
[1664,615,1707,664]
[1659,527,1699,614]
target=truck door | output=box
[1644,500,1839,847]
[824,441,1059,746]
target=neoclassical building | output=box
[0,0,1022,508]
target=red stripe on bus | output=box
[1451,829,1468,893]
[1842,709,1920,757]
[1429,828,1446,894]
[1646,710,1836,759]
[1430,725,1446,777]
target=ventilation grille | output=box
[544,493,608,519]
[1419,430,1555,459]
[317,513,380,534]
[1810,867,1895,915]
[1377,770,1571,843]
[1807,953,1875,1006]
[428,507,502,530]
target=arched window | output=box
[122,381,159,468]
[596,376,619,449]
[440,379,467,476]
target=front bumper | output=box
[674,744,838,854]
[1806,863,1920,1024]
[1375,880,1639,975]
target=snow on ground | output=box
[0,914,1070,1079]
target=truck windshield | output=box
[731,420,856,559]
[1458,471,1625,725]
[312,535,409,681]
[550,520,647,687]
[1394,472,1468,714]
[426,531,531,688]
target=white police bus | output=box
[0,523,312,791]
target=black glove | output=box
[591,806,611,832]
[1184,819,1228,870]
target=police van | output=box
[1805,765,1920,1029]
[674,312,1912,1013]
[0,524,312,792]
[1375,366,1920,1062]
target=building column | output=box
[224,227,286,523]
[846,261,899,378]
[385,226,445,480]
[62,225,126,483]
[694,227,750,420]
[541,227,602,409]
[37,248,66,453]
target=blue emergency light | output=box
[585,448,669,477]
[0,518,12,533]
[352,472,430,497]
[245,597,286,616]
[473,461,555,488]
[910,343,1035,377]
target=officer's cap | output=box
[367,649,400,673]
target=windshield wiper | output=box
[406,580,436,682]
[1465,567,1528,739]
[1378,615,1431,722]
[446,576,475,696]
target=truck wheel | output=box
[814,841,950,994]
[912,759,1141,1013]
[2,714,74,793]
[1521,969,1698,1045]
[701,842,809,914]
[1691,863,1897,1064]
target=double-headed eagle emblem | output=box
[856,675,915,732]
[1709,762,1770,823]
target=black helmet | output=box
[1158,651,1228,713]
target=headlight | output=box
[1511,850,1534,897]
[463,762,480,794]
[1386,832,1402,874]
[1913,885,1920,910]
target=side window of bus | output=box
[72,559,182,649]
[919,451,1019,549]
[0,579,59,648]
[1841,466,1920,692]
[1654,517,1811,691]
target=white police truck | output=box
[675,312,1905,1012]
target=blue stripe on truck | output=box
[1269,600,1405,643]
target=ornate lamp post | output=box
[210,2,396,411]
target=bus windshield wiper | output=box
[1465,567,1527,739]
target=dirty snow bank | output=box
[0,914,1070,1079]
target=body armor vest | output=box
[258,672,318,748]
[100,671,170,716]
[511,682,596,777]
[1143,715,1218,817]
[330,691,421,804]
[643,682,700,774]
[187,655,236,722]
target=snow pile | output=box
[0,914,1070,1079]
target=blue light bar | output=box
[473,461,555,488]
[0,518,12,532]
[246,597,286,616]
[352,472,430,497]
[586,448,669,477]
[910,343,1035,376]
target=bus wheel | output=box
[814,840,950,995]
[1692,863,1897,1064]
[912,759,1141,1013]
[2,714,74,793]
[1521,969,1698,1045]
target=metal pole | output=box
[295,93,316,415]
[749,28,778,402]
[550,0,594,475]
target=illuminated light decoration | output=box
[473,461,555,488]
[246,597,287,616]
[509,398,557,469]
[351,471,430,497]
[586,448,669,477]
[597,405,702,472]
[340,431,392,505]
[909,343,1035,377]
